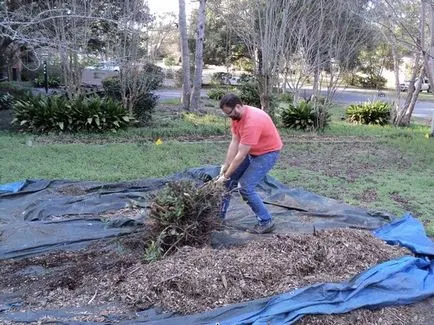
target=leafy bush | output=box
[358,75,387,89]
[133,93,159,125]
[210,72,232,85]
[238,73,255,84]
[280,100,331,131]
[102,73,159,123]
[0,82,31,101]
[174,66,195,88]
[12,94,132,133]
[21,61,64,84]
[345,101,391,125]
[163,56,177,66]
[102,76,122,101]
[141,63,164,90]
[238,81,261,108]
[145,180,224,261]
[207,87,228,100]
[279,92,294,104]
[344,74,387,89]
[33,76,61,88]
[0,93,14,110]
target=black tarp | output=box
[0,166,391,260]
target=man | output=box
[215,93,283,234]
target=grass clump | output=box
[145,180,225,261]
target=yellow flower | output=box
[425,133,430,139]
[155,138,163,145]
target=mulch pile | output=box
[1,227,423,324]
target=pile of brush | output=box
[145,179,226,261]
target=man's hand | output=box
[219,164,227,176]
[215,174,229,185]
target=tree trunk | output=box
[255,47,271,111]
[393,1,426,126]
[423,2,434,95]
[178,0,191,110]
[259,73,271,112]
[312,0,324,98]
[190,0,207,111]
[394,63,423,126]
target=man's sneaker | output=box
[249,220,275,234]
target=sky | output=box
[148,0,195,15]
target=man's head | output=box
[219,93,243,121]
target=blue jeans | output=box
[219,151,280,224]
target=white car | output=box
[400,78,431,92]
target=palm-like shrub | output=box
[345,101,391,125]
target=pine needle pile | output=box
[145,180,225,261]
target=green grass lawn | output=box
[1,101,433,234]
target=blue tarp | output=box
[0,180,27,193]
[374,212,434,257]
[218,214,434,325]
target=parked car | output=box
[400,77,431,92]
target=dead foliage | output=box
[145,180,225,260]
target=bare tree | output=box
[178,0,191,110]
[190,0,207,111]
[148,13,178,58]
[365,0,434,125]
[1,0,154,100]
[210,0,293,112]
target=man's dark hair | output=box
[219,93,243,109]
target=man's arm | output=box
[221,134,240,174]
[224,143,251,178]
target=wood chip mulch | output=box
[12,228,419,325]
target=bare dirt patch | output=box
[278,139,411,182]
[354,188,378,203]
[2,228,431,324]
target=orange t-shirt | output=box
[231,106,283,156]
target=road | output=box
[156,88,434,119]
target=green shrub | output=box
[207,87,228,100]
[358,75,387,89]
[12,94,132,133]
[238,73,256,84]
[280,100,331,131]
[163,56,177,66]
[0,93,14,110]
[279,92,294,104]
[0,82,31,101]
[102,73,159,123]
[133,93,159,125]
[33,76,61,88]
[238,81,261,108]
[21,61,64,84]
[102,76,122,101]
[210,72,232,85]
[141,63,164,90]
[174,66,195,88]
[345,101,391,125]
[345,74,387,89]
